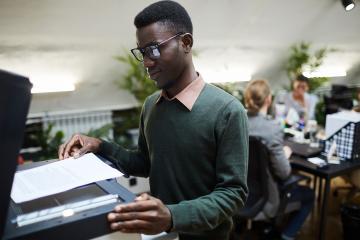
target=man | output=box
[58,1,248,239]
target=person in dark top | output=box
[58,1,248,239]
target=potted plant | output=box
[29,123,64,161]
[285,42,334,126]
[114,52,158,147]
[285,42,331,92]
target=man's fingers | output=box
[110,219,151,232]
[73,145,90,159]
[108,211,157,222]
[135,193,151,201]
[69,146,80,157]
[58,144,65,160]
[109,196,171,235]
[63,134,82,159]
[114,200,158,213]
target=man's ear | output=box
[181,34,193,53]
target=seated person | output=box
[276,74,318,122]
[244,79,315,240]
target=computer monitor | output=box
[324,84,354,115]
[0,70,32,237]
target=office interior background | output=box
[1,0,360,239]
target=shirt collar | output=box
[156,73,205,111]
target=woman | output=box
[277,75,318,121]
[244,79,314,240]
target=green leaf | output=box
[285,42,331,92]
[30,123,65,161]
[85,123,114,140]
[114,51,158,105]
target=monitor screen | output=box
[0,69,32,236]
[325,84,354,115]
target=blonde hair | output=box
[244,79,271,114]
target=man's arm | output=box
[58,101,151,178]
[166,99,249,232]
[98,105,151,177]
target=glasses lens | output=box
[150,46,160,59]
[144,46,160,60]
[132,49,143,61]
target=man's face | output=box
[136,22,186,89]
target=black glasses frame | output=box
[130,32,184,62]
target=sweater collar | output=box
[156,73,205,111]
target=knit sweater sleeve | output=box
[97,100,151,178]
[166,99,249,232]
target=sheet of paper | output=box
[11,153,123,203]
[307,157,326,167]
[141,232,179,240]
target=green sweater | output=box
[99,84,248,240]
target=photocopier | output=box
[0,69,135,240]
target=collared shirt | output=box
[156,74,205,111]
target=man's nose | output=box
[143,55,155,68]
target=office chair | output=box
[233,136,269,229]
[234,136,310,231]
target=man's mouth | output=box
[148,69,161,79]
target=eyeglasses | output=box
[131,32,183,62]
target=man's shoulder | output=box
[203,83,235,100]
[200,84,245,111]
[144,91,161,107]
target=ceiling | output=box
[0,0,359,114]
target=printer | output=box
[0,70,136,240]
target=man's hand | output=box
[58,134,102,160]
[107,193,172,235]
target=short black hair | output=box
[295,74,310,84]
[134,1,193,34]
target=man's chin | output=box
[154,78,175,90]
[154,81,162,89]
[154,80,166,89]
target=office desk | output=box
[290,156,360,240]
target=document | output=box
[11,153,123,203]
[307,157,326,167]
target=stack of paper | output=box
[11,153,123,203]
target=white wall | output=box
[1,0,359,115]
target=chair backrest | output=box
[238,136,270,218]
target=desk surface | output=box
[289,147,360,240]
[290,155,360,178]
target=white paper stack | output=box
[11,153,123,203]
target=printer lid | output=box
[0,69,32,237]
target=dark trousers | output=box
[282,186,315,238]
